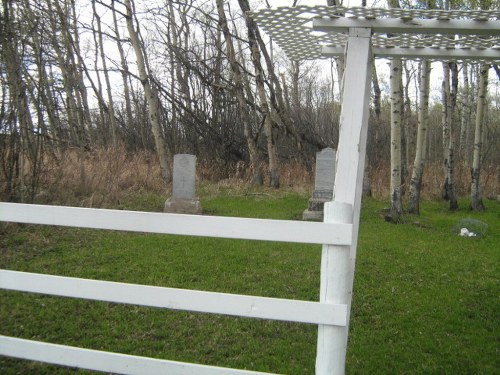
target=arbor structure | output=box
[253,5,500,374]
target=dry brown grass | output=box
[35,147,166,207]
[4,147,497,207]
[370,161,499,201]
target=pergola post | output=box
[316,28,373,375]
[250,5,499,374]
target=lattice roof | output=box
[250,6,500,62]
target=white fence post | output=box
[315,27,373,375]
[316,202,352,375]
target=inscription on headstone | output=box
[164,154,202,214]
[303,148,336,221]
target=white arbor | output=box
[251,5,499,374]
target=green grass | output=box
[0,192,498,374]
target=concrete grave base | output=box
[302,209,324,221]
[164,197,202,215]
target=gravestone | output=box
[164,154,202,214]
[303,148,336,220]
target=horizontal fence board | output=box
[0,270,347,326]
[0,203,352,245]
[0,335,275,375]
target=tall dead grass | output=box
[35,147,166,207]
[370,161,499,201]
[7,147,497,207]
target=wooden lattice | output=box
[250,6,500,62]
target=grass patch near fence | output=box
[0,192,498,374]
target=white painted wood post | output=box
[316,202,352,375]
[316,28,373,375]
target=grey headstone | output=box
[164,154,202,214]
[172,154,196,199]
[303,148,337,221]
[314,147,336,192]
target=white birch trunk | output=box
[216,0,263,185]
[470,64,489,211]
[408,60,430,215]
[459,63,471,163]
[441,62,458,210]
[124,0,171,182]
[390,58,403,218]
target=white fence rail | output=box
[0,336,274,375]
[0,270,347,326]
[0,202,351,374]
[0,203,352,245]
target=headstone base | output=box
[302,209,324,221]
[302,189,333,221]
[164,197,202,215]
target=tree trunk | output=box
[1,0,37,202]
[69,0,92,143]
[408,60,430,215]
[111,0,134,146]
[459,63,471,163]
[402,61,414,185]
[46,0,82,146]
[238,0,280,188]
[93,0,118,146]
[441,62,458,210]
[124,0,171,182]
[363,64,382,197]
[215,0,262,185]
[470,64,489,212]
[390,58,403,218]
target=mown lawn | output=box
[0,191,498,374]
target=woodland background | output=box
[0,0,498,211]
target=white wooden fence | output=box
[0,201,353,374]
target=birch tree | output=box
[111,0,135,147]
[408,60,431,215]
[92,0,118,146]
[1,0,36,201]
[124,0,171,182]
[441,62,458,210]
[386,0,403,219]
[238,0,280,187]
[459,63,472,163]
[389,58,404,218]
[216,0,263,185]
[470,64,489,212]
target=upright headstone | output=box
[303,148,336,220]
[164,154,202,214]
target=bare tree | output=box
[111,0,135,146]
[459,63,472,163]
[386,0,404,219]
[216,0,263,185]
[1,0,42,201]
[389,58,404,219]
[124,0,171,182]
[92,0,118,146]
[441,62,458,210]
[470,64,489,211]
[408,60,431,215]
[238,0,280,187]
